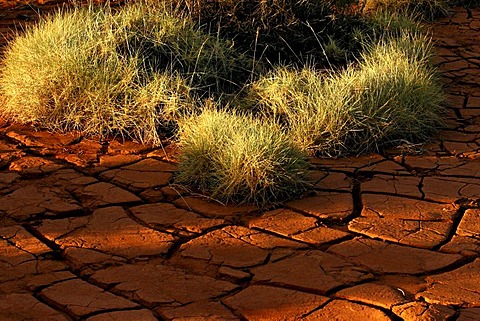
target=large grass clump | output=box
[176,108,310,206]
[246,31,445,156]
[0,2,248,144]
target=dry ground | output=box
[0,4,480,320]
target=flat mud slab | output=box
[0,4,480,320]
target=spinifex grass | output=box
[176,108,310,206]
[246,31,445,156]
[167,0,366,67]
[0,2,248,144]
[0,1,449,205]
[363,0,449,19]
[367,9,424,36]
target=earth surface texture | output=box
[1,2,480,320]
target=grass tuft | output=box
[245,31,445,156]
[363,0,450,19]
[367,9,424,36]
[175,107,310,206]
[0,2,247,144]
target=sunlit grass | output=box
[0,1,449,204]
[245,31,445,156]
[0,2,248,144]
[176,107,310,206]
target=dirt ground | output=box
[1,4,480,320]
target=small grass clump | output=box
[363,0,449,19]
[246,31,445,156]
[175,108,309,206]
[367,9,424,36]
[0,2,248,144]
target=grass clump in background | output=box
[367,9,424,35]
[245,31,445,157]
[168,0,367,67]
[175,107,309,206]
[362,0,450,19]
[0,2,248,144]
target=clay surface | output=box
[1,4,480,320]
